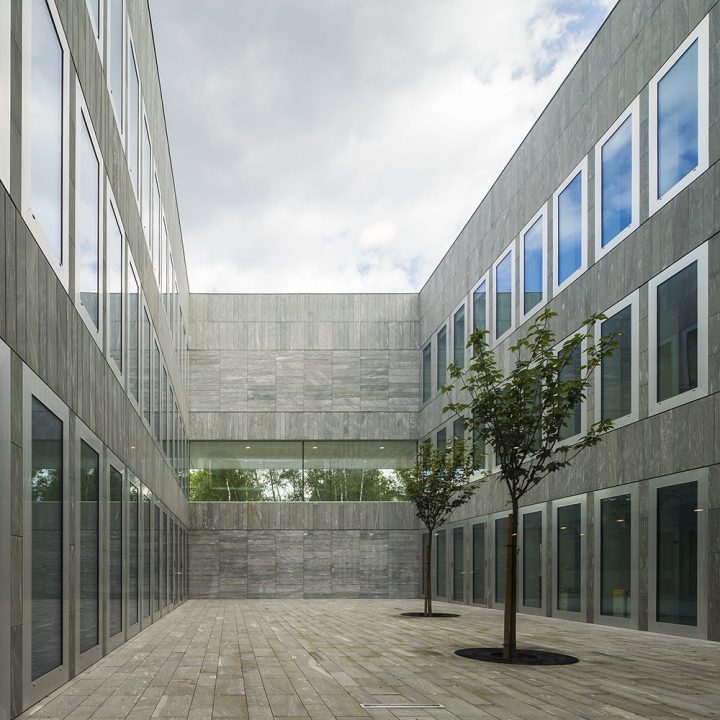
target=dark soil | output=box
[455,647,579,665]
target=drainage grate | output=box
[361,703,445,709]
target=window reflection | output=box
[109,465,123,637]
[128,47,140,196]
[453,306,465,368]
[436,326,447,389]
[495,252,512,338]
[495,516,508,603]
[108,204,123,371]
[453,527,463,601]
[79,440,99,654]
[558,344,582,440]
[601,116,633,246]
[422,344,431,403]
[108,0,123,125]
[128,481,139,626]
[522,511,542,608]
[143,495,150,618]
[601,305,632,421]
[472,523,485,603]
[436,529,446,597]
[557,172,583,285]
[600,494,631,618]
[523,217,543,314]
[557,504,581,612]
[473,280,487,334]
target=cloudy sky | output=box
[151,0,616,294]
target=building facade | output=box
[1,0,720,717]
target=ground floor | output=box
[15,599,720,720]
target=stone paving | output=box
[19,600,720,720]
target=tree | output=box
[444,308,617,660]
[399,439,478,616]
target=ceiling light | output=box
[379,446,385,450]
[245,446,251,450]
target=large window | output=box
[0,0,10,188]
[453,527,464,601]
[595,291,639,429]
[452,304,465,369]
[521,510,542,609]
[128,40,140,197]
[128,478,139,629]
[553,158,587,294]
[595,99,639,258]
[142,309,151,424]
[556,502,582,614]
[154,505,160,614]
[128,260,140,402]
[649,17,709,214]
[472,523,485,603]
[142,116,152,243]
[493,244,514,342]
[519,206,546,321]
[494,516,508,604]
[108,462,123,640]
[108,0,124,133]
[649,244,708,415]
[24,0,69,284]
[143,493,151,619]
[107,196,124,376]
[436,326,447,391]
[600,493,631,619]
[153,178,162,286]
[436,529,446,598]
[422,343,431,403]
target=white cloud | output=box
[151,0,615,293]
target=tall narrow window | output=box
[31,397,63,681]
[494,246,514,341]
[79,440,99,654]
[436,326,447,390]
[108,201,123,374]
[553,160,587,293]
[108,0,123,130]
[161,366,168,454]
[76,109,101,332]
[84,0,100,44]
[143,494,150,618]
[472,277,487,342]
[142,310,151,424]
[142,119,152,244]
[520,209,545,318]
[557,504,582,613]
[522,511,542,608]
[453,527,464,601]
[422,343,431,403]
[128,480,139,627]
[128,43,140,196]
[153,180,162,286]
[600,494,631,618]
[436,529,446,597]
[495,516,508,603]
[472,523,485,603]
[154,342,161,440]
[453,305,465,368]
[108,464,123,638]
[472,411,485,471]
[436,427,446,450]
[452,417,464,444]
[128,265,139,402]
[154,506,160,613]
[558,343,582,441]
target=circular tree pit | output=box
[455,647,579,665]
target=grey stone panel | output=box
[247,531,276,599]
[303,530,333,598]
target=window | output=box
[435,427,447,450]
[84,0,102,54]
[552,158,587,294]
[557,340,584,443]
[142,309,151,424]
[472,275,488,342]
[494,515,509,603]
[472,411,485,471]
[521,509,543,610]
[453,527,464,601]
[436,326,447,391]
[422,343,431,403]
[0,340,8,711]
[600,493,631,618]
[161,365,168,453]
[154,341,161,440]
[436,529,446,597]
[0,0,10,188]
[23,0,70,285]
[595,290,639,429]
[128,477,140,629]
[142,116,152,244]
[108,0,124,134]
[154,506,160,614]
[649,243,708,415]
[493,243,514,343]
[153,178,162,286]
[649,17,709,214]
[555,501,583,615]
[108,461,123,641]
[76,99,103,337]
[452,417,464,443]
[164,513,170,608]
[143,492,151,619]
[472,523,485,603]
[128,260,140,402]
[452,303,465,368]
[128,39,140,197]
[519,205,546,322]
[107,195,124,377]
[595,98,640,259]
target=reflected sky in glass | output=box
[473,280,486,332]
[129,51,140,194]
[495,252,512,337]
[557,172,582,284]
[78,116,100,329]
[108,206,123,369]
[601,116,632,247]
[453,306,465,367]
[523,216,543,313]
[110,0,123,122]
[436,326,447,387]
[658,41,698,197]
[30,0,63,260]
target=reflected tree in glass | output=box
[79,441,99,654]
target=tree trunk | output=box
[503,498,519,660]
[424,532,433,616]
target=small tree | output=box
[399,439,478,616]
[444,308,616,659]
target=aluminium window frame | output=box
[106,448,126,651]
[517,502,547,616]
[106,185,125,384]
[648,242,708,416]
[0,339,10,717]
[551,493,587,622]
[553,334,588,448]
[127,27,142,204]
[126,472,142,640]
[448,523,467,604]
[470,271,490,346]
[470,520,488,606]
[21,0,72,290]
[450,296,468,370]
[594,97,640,260]
[492,241,516,346]
[106,0,126,144]
[0,0,10,189]
[435,323,448,394]
[83,0,103,61]
[648,16,709,216]
[594,289,640,431]
[552,156,588,297]
[518,202,548,325]
[490,510,511,609]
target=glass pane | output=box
[128,48,139,196]
[557,504,582,612]
[421,533,428,595]
[153,181,161,284]
[453,306,465,368]
[472,415,485,471]
[153,343,160,440]
[452,418,464,444]
[108,205,123,371]
[30,0,63,260]
[161,366,168,454]
[472,523,485,603]
[453,527,464,601]
[600,494,631,617]
[143,495,150,617]
[657,481,698,625]
[79,440,99,654]
[422,344,431,403]
[128,482,139,626]
[142,310,151,423]
[436,530,446,597]
[601,116,633,246]
[495,517,508,603]
[142,121,151,241]
[601,305,632,421]
[658,41,699,198]
[559,344,582,440]
[86,0,100,34]
[557,172,583,285]
[657,262,697,402]
[77,115,100,329]
[109,465,123,637]
[164,514,169,607]
[436,327,447,389]
[436,428,446,450]
[495,252,512,338]
[523,217,543,313]
[31,397,63,681]
[109,0,123,124]
[473,281,486,333]
[128,266,139,401]
[154,506,160,613]
[522,511,542,608]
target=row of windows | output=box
[13,0,189,396]
[422,15,709,400]
[428,242,708,463]
[22,363,187,705]
[426,471,709,638]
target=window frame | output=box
[470,271,490,345]
[491,510,511,608]
[551,334,588,447]
[126,473,142,639]
[435,324,448,394]
[594,97,640,260]
[421,340,432,402]
[450,523,466,604]
[106,186,125,383]
[0,0,10,189]
[594,289,640,431]
[648,242,708,416]
[83,0,103,61]
[551,493,587,621]
[450,297,468,370]
[492,241,515,346]
[127,29,141,203]
[106,448,126,651]
[22,365,71,706]
[470,521,487,606]
[21,0,71,289]
[593,484,639,630]
[106,0,126,143]
[552,157,588,297]
[434,528,448,600]
[648,16,709,216]
[127,250,141,410]
[518,502,547,616]
[0,339,10,715]
[648,469,708,639]
[518,203,548,325]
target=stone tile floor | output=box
[19,599,720,720]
